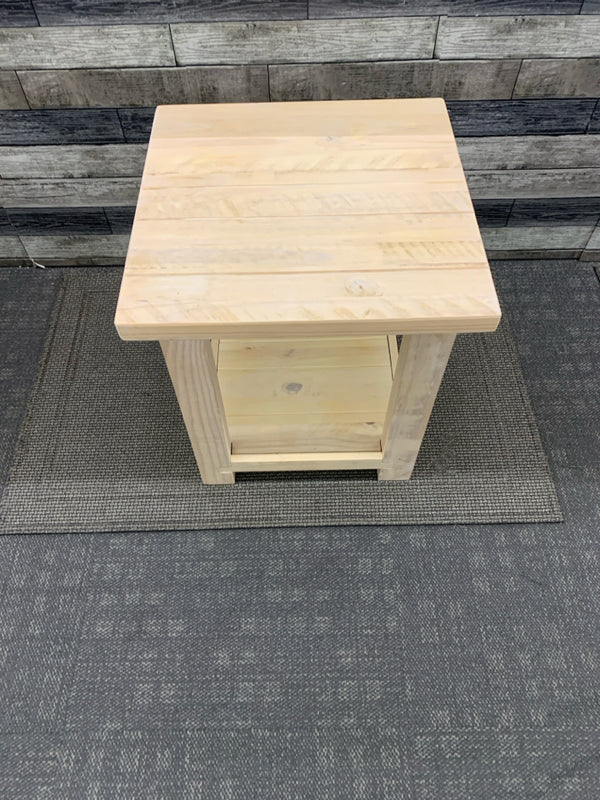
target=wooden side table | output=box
[115,99,501,484]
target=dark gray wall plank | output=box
[436,16,600,60]
[269,60,521,102]
[310,1,581,17]
[0,144,147,178]
[473,200,512,227]
[171,19,437,65]
[447,100,596,136]
[1,178,140,207]
[0,236,27,260]
[0,71,28,109]
[581,1,600,12]
[104,207,135,234]
[514,58,600,98]
[33,1,307,25]
[457,135,600,170]
[510,198,600,227]
[19,66,269,108]
[7,207,111,236]
[0,207,13,235]
[467,169,600,199]
[0,0,38,27]
[21,234,129,265]
[482,226,594,250]
[0,25,175,69]
[0,110,124,145]
[588,101,600,133]
[117,108,154,143]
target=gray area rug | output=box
[0,269,561,533]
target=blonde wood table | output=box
[115,99,501,484]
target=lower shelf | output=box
[216,335,395,454]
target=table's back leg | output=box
[160,339,235,485]
[378,333,456,481]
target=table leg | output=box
[378,333,456,481]
[160,339,234,485]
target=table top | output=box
[115,99,501,340]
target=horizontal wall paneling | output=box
[0,144,147,178]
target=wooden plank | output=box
[171,18,437,65]
[0,0,38,26]
[514,58,600,99]
[21,234,129,265]
[309,1,580,16]
[105,207,135,234]
[118,108,154,143]
[115,268,501,340]
[160,339,234,484]
[379,333,456,481]
[466,169,600,199]
[473,199,513,227]
[0,144,147,178]
[387,335,398,376]
[508,198,600,227]
[0,207,12,234]
[0,71,27,109]
[18,66,269,109]
[447,99,596,136]
[0,25,175,70]
[33,0,308,24]
[0,235,27,258]
[219,337,391,369]
[0,109,124,146]
[481,226,594,251]
[230,452,383,471]
[7,207,111,236]
[590,102,600,133]
[269,60,521,101]
[581,0,600,12]
[436,16,600,60]
[583,224,600,251]
[1,178,140,207]
[457,135,600,170]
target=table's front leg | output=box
[160,339,234,485]
[379,333,456,481]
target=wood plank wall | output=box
[1,1,599,266]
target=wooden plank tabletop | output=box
[115,99,501,340]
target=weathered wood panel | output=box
[0,109,124,145]
[33,0,308,24]
[117,108,154,143]
[457,135,600,170]
[509,198,600,227]
[436,16,600,60]
[0,144,147,178]
[105,206,135,234]
[171,18,437,65]
[0,25,175,70]
[19,66,269,108]
[447,100,596,136]
[581,224,600,258]
[514,58,600,98]
[473,199,512,227]
[482,226,594,250]
[21,234,130,265]
[0,0,38,26]
[0,207,13,234]
[7,207,111,236]
[467,169,600,199]
[1,178,141,207]
[269,60,521,102]
[589,102,600,133]
[309,1,581,16]
[0,235,27,262]
[581,0,600,12]
[0,71,28,109]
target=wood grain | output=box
[581,224,600,260]
[589,102,600,133]
[269,59,521,101]
[436,16,600,60]
[21,234,129,265]
[0,235,27,259]
[509,198,600,227]
[309,1,581,16]
[447,100,596,136]
[473,200,513,227]
[1,178,140,207]
[33,0,308,25]
[0,71,28,109]
[7,207,111,235]
[0,0,38,26]
[379,333,456,481]
[0,109,124,146]
[481,226,594,251]
[0,26,175,70]
[0,207,12,234]
[105,206,135,234]
[19,66,269,109]
[466,169,600,199]
[160,339,234,484]
[171,18,437,65]
[0,144,147,178]
[514,58,600,99]
[457,135,600,170]
[117,108,154,143]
